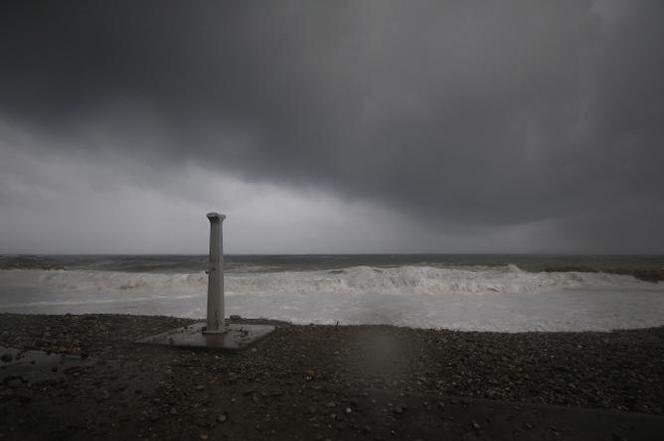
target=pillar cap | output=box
[206,212,226,221]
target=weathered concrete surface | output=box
[205,212,226,333]
[136,322,275,351]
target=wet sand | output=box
[2,313,664,440]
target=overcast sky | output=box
[1,0,663,254]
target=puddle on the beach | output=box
[0,346,94,384]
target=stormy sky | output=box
[1,0,663,254]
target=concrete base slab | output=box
[137,322,275,352]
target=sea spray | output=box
[1,264,663,332]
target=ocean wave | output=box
[0,264,654,298]
[2,265,664,331]
[226,264,653,296]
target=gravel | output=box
[1,313,664,440]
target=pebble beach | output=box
[2,313,664,440]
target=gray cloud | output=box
[1,0,663,252]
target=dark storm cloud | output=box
[1,0,663,251]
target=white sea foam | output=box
[1,266,663,332]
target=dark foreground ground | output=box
[1,314,664,440]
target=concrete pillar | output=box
[204,212,226,334]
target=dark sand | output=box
[2,313,664,440]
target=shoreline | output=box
[2,313,664,440]
[3,311,664,334]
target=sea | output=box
[1,254,663,332]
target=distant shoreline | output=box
[544,265,664,282]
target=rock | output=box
[217,414,227,423]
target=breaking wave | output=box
[2,265,663,332]
[0,264,653,298]
[226,264,654,296]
